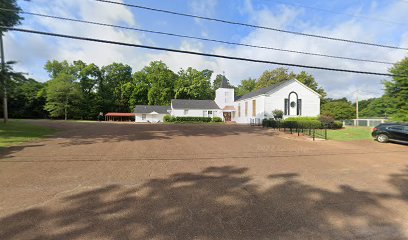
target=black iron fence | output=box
[261,119,328,141]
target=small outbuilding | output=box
[134,105,171,123]
[105,112,135,122]
[171,99,222,118]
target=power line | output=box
[5,27,402,77]
[274,0,408,27]
[0,8,394,65]
[93,0,408,51]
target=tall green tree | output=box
[235,78,256,97]
[256,68,327,98]
[1,0,24,122]
[321,98,355,120]
[44,73,82,120]
[175,67,213,100]
[256,68,296,89]
[295,71,327,98]
[7,76,47,118]
[129,70,150,107]
[0,61,25,115]
[100,63,133,112]
[213,74,233,90]
[359,97,389,118]
[142,61,176,105]
[44,60,73,79]
[384,57,408,122]
[74,61,101,119]
[0,0,22,29]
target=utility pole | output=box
[0,33,7,123]
[355,91,359,120]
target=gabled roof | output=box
[237,81,288,101]
[172,99,220,109]
[236,79,321,101]
[134,105,170,114]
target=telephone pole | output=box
[355,92,359,120]
[0,33,7,123]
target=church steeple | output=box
[219,75,233,89]
[215,73,235,109]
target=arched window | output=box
[285,92,302,116]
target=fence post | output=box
[325,128,327,140]
[313,129,315,141]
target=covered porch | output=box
[222,106,236,122]
[105,113,135,122]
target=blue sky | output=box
[5,0,408,100]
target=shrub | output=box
[272,109,283,120]
[331,121,343,129]
[283,117,322,129]
[318,115,335,126]
[173,116,212,122]
[163,115,173,122]
[212,117,223,122]
[262,119,281,128]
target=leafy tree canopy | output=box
[256,68,295,89]
[44,73,81,120]
[175,67,213,100]
[0,0,22,33]
[359,97,388,118]
[213,74,234,90]
[321,99,355,120]
[235,78,256,97]
[143,61,177,105]
[384,56,408,122]
[256,68,327,98]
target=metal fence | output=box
[343,118,386,127]
[260,119,328,141]
[276,125,327,141]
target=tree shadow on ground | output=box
[22,120,278,146]
[1,166,407,240]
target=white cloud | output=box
[5,0,408,100]
[5,0,144,79]
[208,1,408,100]
[190,0,218,17]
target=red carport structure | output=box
[105,112,135,122]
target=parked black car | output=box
[372,123,408,143]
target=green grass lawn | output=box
[327,126,373,141]
[0,120,55,148]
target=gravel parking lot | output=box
[1,120,408,240]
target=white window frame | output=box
[142,114,146,120]
[184,109,189,115]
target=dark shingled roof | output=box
[134,105,170,114]
[172,99,220,109]
[237,80,289,101]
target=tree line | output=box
[1,57,407,121]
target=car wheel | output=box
[377,134,389,143]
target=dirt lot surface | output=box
[1,120,408,240]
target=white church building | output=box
[134,77,320,124]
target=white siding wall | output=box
[215,88,235,109]
[135,114,167,123]
[233,80,320,124]
[264,81,320,119]
[233,96,265,124]
[171,109,222,118]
